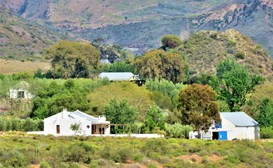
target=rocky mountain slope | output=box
[0,1,233,52]
[0,5,68,60]
[1,0,230,29]
[1,0,273,59]
[192,0,273,57]
[176,29,273,77]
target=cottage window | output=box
[17,91,25,98]
[215,122,222,129]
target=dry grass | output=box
[0,59,50,74]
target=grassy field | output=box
[0,59,50,74]
[1,132,273,168]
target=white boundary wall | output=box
[27,132,164,138]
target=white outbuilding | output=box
[9,81,34,99]
[99,72,140,81]
[43,109,110,136]
[190,112,259,140]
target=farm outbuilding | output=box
[190,112,259,140]
[99,72,145,86]
[9,81,34,99]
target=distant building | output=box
[43,109,110,136]
[99,72,145,86]
[9,81,34,99]
[100,59,111,64]
[190,112,259,140]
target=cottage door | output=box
[56,125,60,134]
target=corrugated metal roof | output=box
[99,72,137,81]
[220,112,258,127]
[71,110,109,124]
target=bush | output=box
[40,161,51,168]
[111,147,133,163]
[0,150,28,167]
[235,51,245,59]
[165,124,193,138]
[0,117,42,132]
[142,139,168,157]
[66,142,94,163]
[260,127,273,139]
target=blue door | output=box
[219,131,228,140]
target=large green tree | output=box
[257,98,273,127]
[104,99,138,125]
[31,80,90,119]
[46,40,100,78]
[134,50,185,83]
[216,58,263,111]
[177,84,220,138]
[145,78,186,109]
[143,105,165,133]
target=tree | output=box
[161,35,182,50]
[70,123,81,135]
[104,99,138,125]
[257,98,273,127]
[31,80,90,119]
[45,40,100,78]
[100,62,136,73]
[134,50,185,83]
[145,78,186,108]
[216,58,263,111]
[177,84,220,139]
[143,105,165,133]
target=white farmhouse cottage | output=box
[190,112,259,140]
[43,109,110,136]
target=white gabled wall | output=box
[221,116,257,140]
[43,110,111,136]
[9,89,34,99]
[228,127,256,140]
[43,112,92,136]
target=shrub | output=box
[165,124,193,138]
[40,161,51,168]
[114,147,133,163]
[0,117,42,132]
[235,51,245,59]
[66,142,94,163]
[142,139,168,157]
[260,127,273,139]
[1,150,28,167]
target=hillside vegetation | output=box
[87,82,155,121]
[0,59,50,74]
[176,29,273,77]
[0,134,273,168]
[0,6,66,60]
[2,0,273,58]
[1,0,230,29]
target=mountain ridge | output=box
[1,0,273,59]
